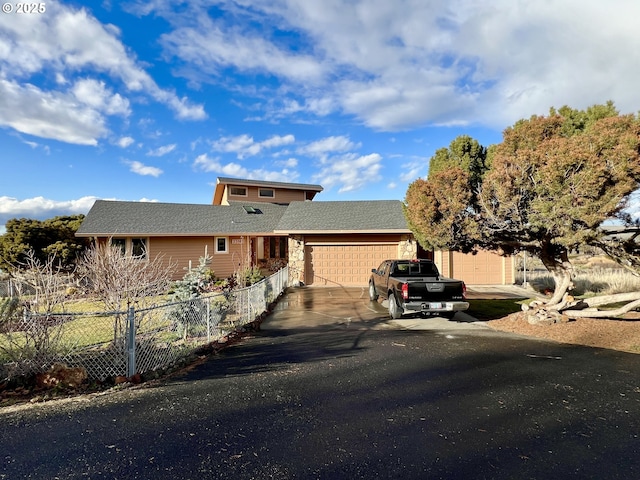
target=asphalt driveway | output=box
[1,286,639,479]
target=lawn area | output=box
[466,298,528,321]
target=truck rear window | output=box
[392,261,438,276]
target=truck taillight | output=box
[402,283,409,300]
[462,282,467,299]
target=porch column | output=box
[287,235,305,285]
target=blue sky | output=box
[1,0,640,231]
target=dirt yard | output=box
[487,313,640,354]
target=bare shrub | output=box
[0,252,72,378]
[78,241,175,310]
[77,241,176,344]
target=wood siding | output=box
[435,249,514,285]
[223,185,308,205]
[145,236,252,281]
[148,237,213,280]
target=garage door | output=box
[451,250,505,284]
[305,243,399,286]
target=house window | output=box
[131,238,147,259]
[279,237,287,258]
[111,238,126,255]
[215,237,228,254]
[259,188,275,198]
[110,237,148,259]
[229,186,247,196]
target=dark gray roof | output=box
[274,200,410,233]
[76,200,288,236]
[217,177,323,192]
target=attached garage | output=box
[275,200,416,287]
[436,249,515,285]
[304,240,400,286]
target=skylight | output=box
[243,206,262,214]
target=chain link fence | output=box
[0,279,34,297]
[0,267,288,381]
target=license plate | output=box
[428,302,443,309]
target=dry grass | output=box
[500,253,640,354]
[517,253,640,296]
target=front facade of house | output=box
[76,177,514,286]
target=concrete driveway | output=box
[266,284,530,333]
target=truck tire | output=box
[388,293,403,319]
[369,282,378,301]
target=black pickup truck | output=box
[369,259,469,319]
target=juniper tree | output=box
[405,102,640,320]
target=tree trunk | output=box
[563,298,640,318]
[538,246,574,307]
[561,292,640,319]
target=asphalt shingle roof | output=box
[274,200,410,233]
[76,200,288,236]
[77,199,411,237]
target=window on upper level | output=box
[259,188,275,198]
[229,186,247,196]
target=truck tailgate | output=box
[406,280,465,301]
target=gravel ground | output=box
[487,312,640,354]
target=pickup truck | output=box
[369,259,469,319]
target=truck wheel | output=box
[369,282,378,301]
[388,294,403,319]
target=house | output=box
[76,177,515,285]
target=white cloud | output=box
[72,78,131,116]
[193,153,298,182]
[211,133,295,159]
[399,160,427,183]
[280,158,298,168]
[159,15,326,84]
[298,136,360,160]
[261,134,295,148]
[0,1,205,145]
[127,160,163,177]
[117,136,134,148]
[137,0,640,130]
[313,153,383,193]
[147,144,177,157]
[0,195,99,226]
[0,78,106,145]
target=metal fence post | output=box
[206,298,211,342]
[126,306,136,377]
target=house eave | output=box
[273,229,412,235]
[77,231,281,238]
